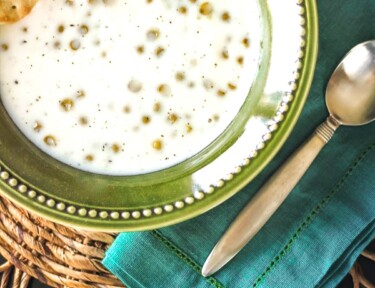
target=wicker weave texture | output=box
[0,196,124,288]
[0,195,374,288]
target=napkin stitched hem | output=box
[150,230,225,288]
[251,140,375,288]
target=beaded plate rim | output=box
[0,0,318,231]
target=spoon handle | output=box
[202,116,341,277]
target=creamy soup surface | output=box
[0,0,261,175]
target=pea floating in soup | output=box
[0,0,261,175]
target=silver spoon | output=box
[202,40,375,277]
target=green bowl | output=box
[0,0,318,231]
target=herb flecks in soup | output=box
[0,0,261,175]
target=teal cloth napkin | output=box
[103,1,375,287]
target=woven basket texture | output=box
[0,195,373,288]
[0,195,124,288]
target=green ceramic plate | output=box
[0,0,318,231]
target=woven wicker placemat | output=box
[0,195,124,288]
[0,195,373,288]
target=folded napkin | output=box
[103,1,375,287]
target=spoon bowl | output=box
[326,40,375,126]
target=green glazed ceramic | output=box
[0,0,318,231]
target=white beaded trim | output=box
[0,0,308,222]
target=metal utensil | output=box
[202,40,375,277]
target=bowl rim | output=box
[0,0,318,231]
